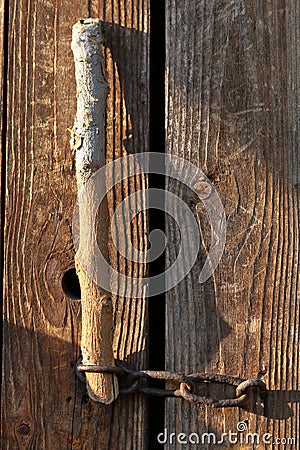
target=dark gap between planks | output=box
[148,0,166,448]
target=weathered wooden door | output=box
[1,0,300,449]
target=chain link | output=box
[76,360,268,408]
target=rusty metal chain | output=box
[76,360,268,408]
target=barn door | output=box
[1,0,300,449]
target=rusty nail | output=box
[259,364,268,376]
[193,180,212,199]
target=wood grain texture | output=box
[0,0,4,143]
[1,0,149,448]
[166,0,300,447]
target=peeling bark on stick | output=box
[71,18,118,404]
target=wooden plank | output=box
[90,1,150,447]
[1,0,149,448]
[165,0,300,447]
[0,0,4,139]
[0,0,5,267]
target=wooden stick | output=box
[71,18,118,404]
